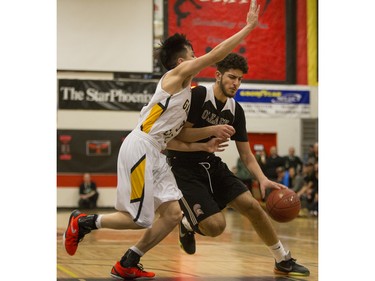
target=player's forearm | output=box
[243,154,268,183]
[176,127,214,142]
[167,138,207,152]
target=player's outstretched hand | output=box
[246,0,260,30]
[258,178,287,199]
[205,138,229,153]
[212,124,235,139]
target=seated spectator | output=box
[265,146,285,182]
[297,162,318,216]
[303,144,314,164]
[285,166,300,189]
[78,173,99,209]
[276,166,290,187]
[255,148,267,173]
[284,146,303,173]
[291,163,313,193]
[306,142,318,165]
[263,146,285,200]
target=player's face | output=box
[218,69,243,98]
[186,46,196,60]
[177,46,196,65]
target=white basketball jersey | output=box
[135,73,191,150]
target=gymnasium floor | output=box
[57,208,318,281]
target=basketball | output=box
[266,188,301,223]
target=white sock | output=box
[95,214,102,229]
[182,215,193,231]
[268,241,288,263]
[130,246,144,257]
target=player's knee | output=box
[158,201,183,225]
[233,194,262,214]
[168,204,183,225]
[245,197,263,214]
[199,214,226,237]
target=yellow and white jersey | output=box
[135,73,191,150]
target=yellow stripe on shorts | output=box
[130,154,146,203]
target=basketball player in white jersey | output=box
[63,1,260,279]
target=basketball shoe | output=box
[110,262,155,280]
[178,218,196,255]
[63,209,97,255]
[274,251,310,276]
[110,249,155,279]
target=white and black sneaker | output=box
[274,251,310,276]
[178,218,196,255]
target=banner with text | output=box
[58,79,157,111]
[168,0,287,82]
[235,89,311,118]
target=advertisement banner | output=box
[57,130,130,173]
[235,89,311,118]
[58,79,157,111]
[167,0,287,82]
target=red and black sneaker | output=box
[110,261,155,280]
[63,209,92,255]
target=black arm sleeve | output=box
[231,102,248,142]
[188,86,207,124]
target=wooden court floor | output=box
[57,208,318,281]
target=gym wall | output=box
[57,0,318,207]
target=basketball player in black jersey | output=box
[167,53,310,276]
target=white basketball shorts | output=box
[115,130,182,228]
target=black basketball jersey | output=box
[167,84,248,161]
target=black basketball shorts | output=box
[170,157,248,229]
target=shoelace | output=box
[136,263,147,272]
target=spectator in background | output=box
[306,142,318,164]
[276,166,289,187]
[297,162,318,216]
[287,167,302,189]
[265,146,285,182]
[264,146,285,200]
[255,148,267,173]
[290,166,305,193]
[284,146,303,173]
[78,173,99,209]
[303,144,313,164]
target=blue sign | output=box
[235,89,310,104]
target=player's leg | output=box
[111,153,183,279]
[64,134,146,255]
[196,212,226,237]
[134,200,182,253]
[228,191,310,276]
[63,210,142,256]
[110,202,181,280]
[228,191,278,245]
[173,162,224,254]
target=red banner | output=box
[167,0,286,82]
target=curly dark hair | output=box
[156,33,193,71]
[216,53,248,74]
